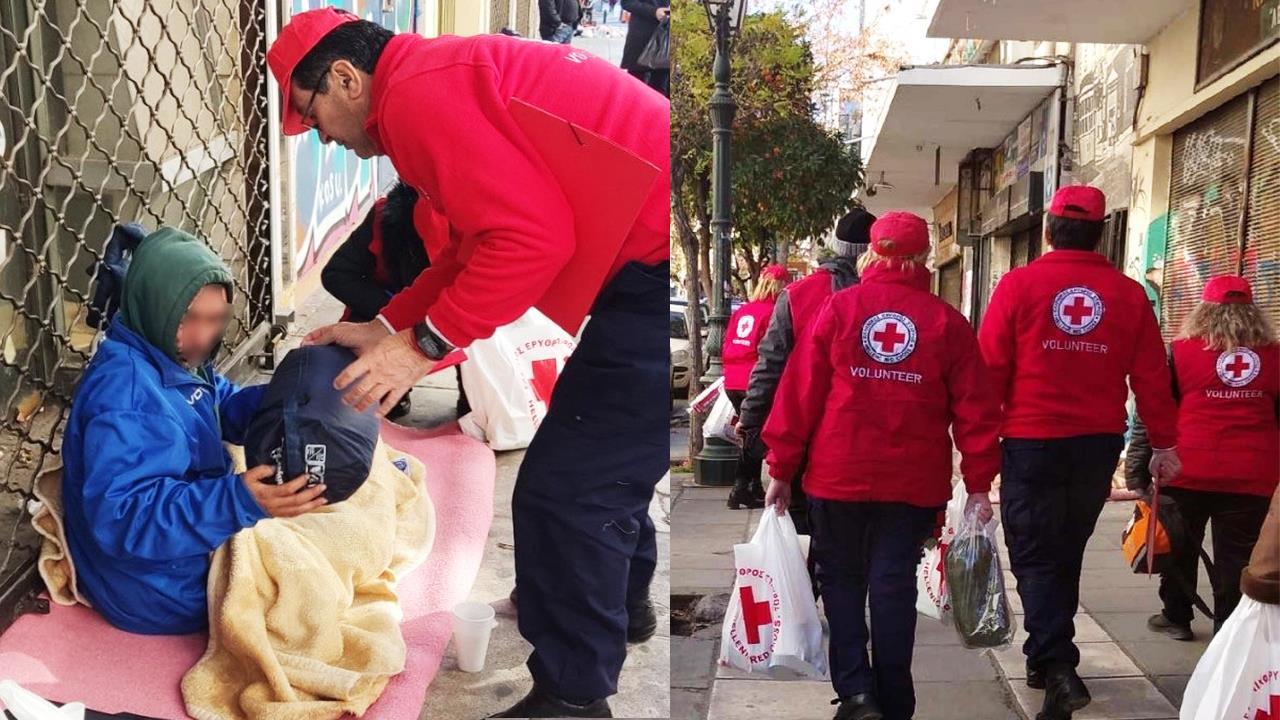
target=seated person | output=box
[61,227,327,635]
[321,181,469,419]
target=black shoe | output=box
[1061,669,1091,711]
[831,694,884,720]
[1036,671,1075,720]
[727,486,764,510]
[1147,612,1194,641]
[487,684,612,718]
[387,394,412,421]
[1026,665,1045,689]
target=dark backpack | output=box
[86,223,148,329]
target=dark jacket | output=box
[621,0,669,70]
[540,0,581,36]
[321,182,431,323]
[737,255,859,436]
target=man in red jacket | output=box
[977,185,1181,720]
[268,9,669,718]
[764,212,1001,720]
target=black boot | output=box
[627,597,658,644]
[727,484,763,509]
[487,684,612,718]
[831,694,884,720]
[1036,671,1074,720]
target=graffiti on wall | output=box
[291,0,417,278]
[1070,44,1141,208]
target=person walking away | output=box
[723,264,789,509]
[737,208,875,535]
[620,0,669,96]
[539,0,581,43]
[267,10,669,717]
[1143,275,1278,640]
[763,212,1001,720]
[977,185,1181,720]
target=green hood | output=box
[119,226,234,365]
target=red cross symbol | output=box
[529,358,558,408]
[1226,354,1253,379]
[873,322,908,353]
[1252,693,1280,720]
[738,585,773,645]
[1062,295,1095,326]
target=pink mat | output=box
[0,423,495,719]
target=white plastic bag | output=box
[702,391,739,444]
[0,680,85,720]
[719,511,827,678]
[688,376,724,416]
[1180,595,1280,720]
[457,308,576,450]
[916,482,968,621]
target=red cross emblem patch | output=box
[1216,346,1261,388]
[861,312,917,364]
[727,567,781,663]
[1052,286,1104,335]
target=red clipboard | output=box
[507,98,662,336]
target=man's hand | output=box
[656,7,670,20]
[965,491,994,524]
[241,466,327,518]
[1149,448,1182,486]
[302,320,391,356]
[334,329,436,416]
[764,476,791,516]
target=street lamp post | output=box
[694,0,747,487]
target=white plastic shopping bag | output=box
[719,510,827,677]
[702,391,739,445]
[688,376,724,415]
[457,308,576,451]
[916,482,968,621]
[1180,595,1280,720]
[0,680,85,720]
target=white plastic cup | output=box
[452,601,499,673]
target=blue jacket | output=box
[61,322,268,634]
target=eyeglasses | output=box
[299,87,321,131]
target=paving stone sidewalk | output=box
[670,471,1211,720]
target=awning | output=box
[927,0,1195,44]
[860,64,1065,219]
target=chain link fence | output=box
[0,0,273,631]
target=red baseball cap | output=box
[267,7,361,136]
[1048,185,1106,222]
[761,264,790,281]
[870,212,930,257]
[1201,275,1253,304]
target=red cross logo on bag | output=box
[1252,693,1280,720]
[728,567,781,663]
[861,312,917,364]
[1216,347,1261,388]
[1052,286,1104,335]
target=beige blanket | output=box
[32,441,434,720]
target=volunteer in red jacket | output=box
[977,185,1180,720]
[1147,276,1278,640]
[763,212,1001,720]
[723,263,789,509]
[267,10,669,718]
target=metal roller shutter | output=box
[1245,77,1280,332]
[1163,94,1251,339]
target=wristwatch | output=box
[412,321,453,361]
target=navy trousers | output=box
[512,261,668,701]
[809,499,939,720]
[1000,434,1123,673]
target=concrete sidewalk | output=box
[670,467,1207,720]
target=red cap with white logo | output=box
[267,7,361,136]
[1201,275,1253,304]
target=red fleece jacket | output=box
[365,34,670,347]
[764,263,1002,508]
[978,250,1178,447]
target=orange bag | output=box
[1121,484,1170,574]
